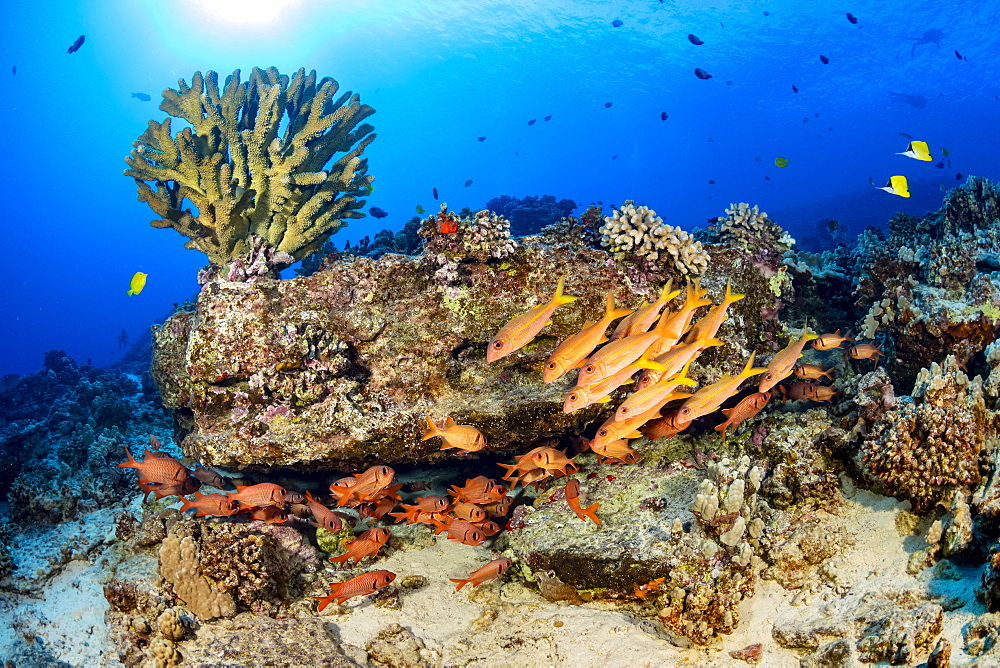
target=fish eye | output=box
[547,362,557,370]
[279,487,287,495]
[569,393,578,401]
[681,408,691,415]
[598,429,609,437]
[493,341,504,349]
[620,407,630,415]
[764,373,773,381]
[585,365,595,374]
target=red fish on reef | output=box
[314,570,397,610]
[239,506,288,523]
[178,492,238,517]
[811,329,854,351]
[448,477,508,505]
[422,417,487,452]
[564,479,600,524]
[389,495,452,524]
[304,490,344,532]
[119,448,189,487]
[714,391,771,439]
[431,518,486,546]
[449,557,512,591]
[334,466,395,507]
[329,528,391,564]
[846,342,884,361]
[226,482,287,509]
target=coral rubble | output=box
[125,67,376,267]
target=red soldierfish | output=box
[449,557,513,591]
[226,482,288,509]
[564,479,600,524]
[487,276,577,362]
[314,570,397,610]
[178,492,238,517]
[422,417,487,452]
[714,391,772,439]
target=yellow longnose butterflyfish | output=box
[487,276,577,363]
[127,272,148,296]
[897,140,932,161]
[870,175,910,197]
[544,292,632,383]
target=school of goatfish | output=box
[118,277,881,608]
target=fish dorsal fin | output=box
[445,416,457,428]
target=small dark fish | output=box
[707,137,713,142]
[956,173,963,180]
[954,50,963,60]
[720,22,724,27]
[464,179,473,187]
[899,132,913,139]
[660,111,668,120]
[11,66,15,75]
[764,176,771,181]
[792,85,798,93]
[708,180,715,184]
[611,155,617,160]
[827,219,839,231]
[131,92,151,102]
[688,34,704,45]
[763,11,770,16]
[544,115,552,121]
[432,187,438,200]
[605,102,612,108]
[846,13,858,24]
[612,20,623,27]
[820,55,830,64]
[726,80,733,85]
[369,206,389,218]
[528,119,536,125]
[598,201,603,205]
[935,161,944,169]
[814,112,819,117]
[694,68,712,80]
[478,136,486,142]
[803,117,808,123]
[755,157,762,162]
[67,35,85,54]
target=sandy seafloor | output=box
[0,481,987,667]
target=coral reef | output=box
[599,201,709,275]
[859,356,988,513]
[485,194,578,236]
[124,67,376,267]
[703,203,795,253]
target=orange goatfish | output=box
[487,276,577,362]
[674,353,767,429]
[564,479,600,524]
[637,338,722,388]
[685,279,745,342]
[329,527,391,564]
[544,292,632,382]
[575,317,674,387]
[592,403,665,450]
[614,363,696,422]
[812,329,854,351]
[646,282,713,357]
[450,557,512,591]
[610,280,679,341]
[562,365,638,413]
[758,327,819,393]
[227,482,288,509]
[314,570,396,610]
[304,490,344,532]
[793,364,835,381]
[422,417,487,452]
[178,492,238,517]
[714,391,772,439]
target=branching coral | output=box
[859,356,987,512]
[599,201,709,275]
[706,203,795,251]
[125,67,376,267]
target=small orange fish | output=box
[449,557,512,591]
[564,479,600,524]
[591,403,664,450]
[793,364,835,381]
[714,391,771,439]
[473,519,503,536]
[314,570,397,610]
[614,364,696,422]
[389,494,452,524]
[481,498,512,517]
[846,342,884,360]
[646,281,713,356]
[636,337,722,388]
[587,437,640,464]
[685,279,745,342]
[119,448,189,486]
[634,577,666,599]
[140,476,201,502]
[780,382,838,403]
[448,477,508,504]
[544,292,632,382]
[304,490,344,532]
[239,505,289,523]
[562,365,638,413]
[642,411,689,440]
[329,527,391,564]
[178,492,238,517]
[226,482,288,509]
[812,329,855,351]
[611,280,679,340]
[431,517,486,546]
[452,502,487,523]
[675,353,767,428]
[422,417,487,452]
[336,465,395,507]
[528,447,577,473]
[487,276,577,362]
[759,327,819,393]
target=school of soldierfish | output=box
[119,277,883,609]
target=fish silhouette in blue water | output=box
[464,179,473,187]
[954,50,966,61]
[612,20,623,28]
[605,102,612,108]
[846,13,858,24]
[889,92,927,108]
[660,111,668,120]
[899,132,913,139]
[792,85,799,93]
[694,68,712,80]
[369,207,388,219]
[67,35,85,54]
[906,29,943,56]
[528,119,536,125]
[820,55,830,64]
[544,115,552,121]
[11,66,15,75]
[688,34,703,45]
[478,136,486,142]
[763,11,770,16]
[433,187,438,200]
[132,92,151,102]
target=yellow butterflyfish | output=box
[127,272,148,296]
[897,140,932,161]
[870,175,910,198]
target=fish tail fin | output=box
[724,278,746,304]
[328,552,352,564]
[582,502,601,525]
[714,422,730,439]
[551,276,578,306]
[672,360,698,386]
[449,578,472,591]
[119,447,139,468]
[421,417,441,441]
[844,329,855,342]
[741,352,767,378]
[178,496,195,513]
[627,351,667,372]
[658,279,680,303]
[313,594,335,612]
[430,518,450,534]
[605,292,632,321]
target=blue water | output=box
[1,0,997,376]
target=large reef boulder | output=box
[152,223,781,471]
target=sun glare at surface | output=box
[184,0,306,29]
